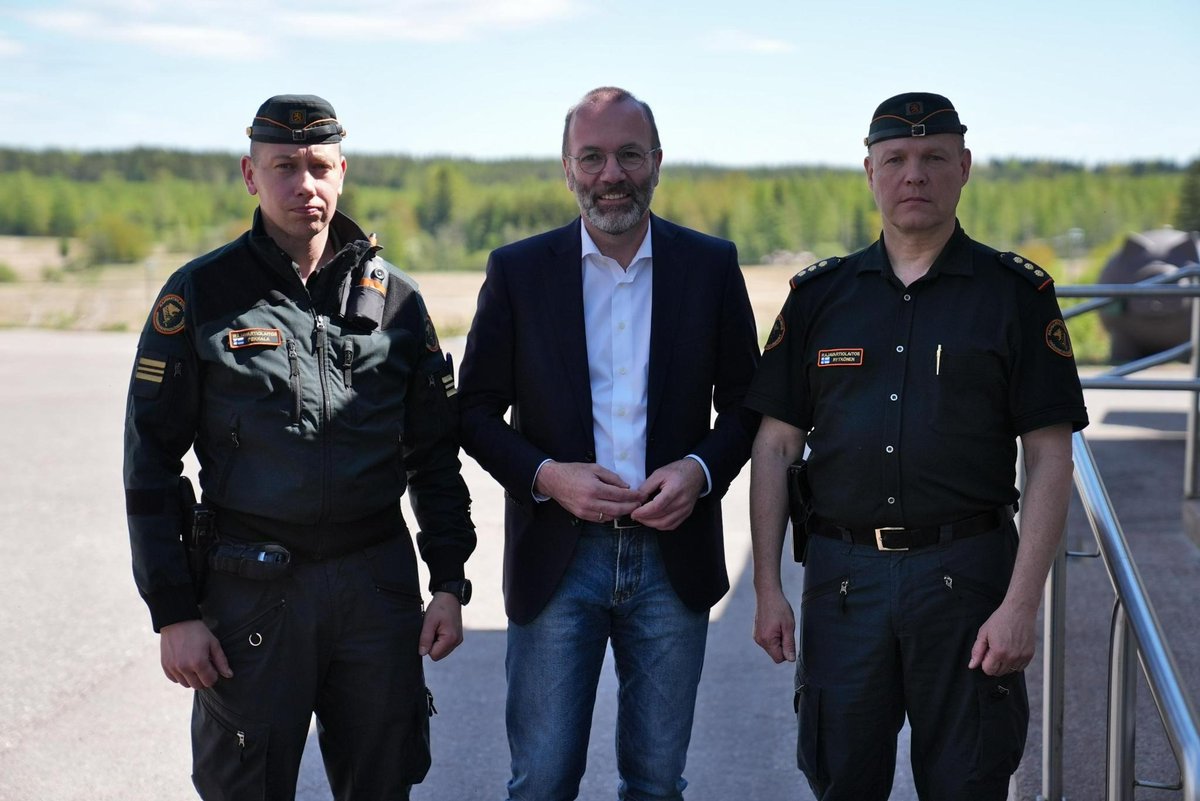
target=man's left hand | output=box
[630,459,706,531]
[968,601,1037,676]
[419,592,464,661]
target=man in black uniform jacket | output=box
[123,95,475,800]
[745,92,1088,800]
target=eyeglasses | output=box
[565,147,660,175]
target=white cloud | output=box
[24,0,580,56]
[703,29,794,54]
[0,35,24,57]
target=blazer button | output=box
[585,451,595,462]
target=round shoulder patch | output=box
[764,314,786,351]
[1045,319,1073,357]
[152,294,186,335]
[424,314,441,353]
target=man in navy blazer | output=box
[458,87,760,800]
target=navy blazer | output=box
[458,215,760,624]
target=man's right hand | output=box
[534,461,643,522]
[753,589,798,664]
[160,619,233,689]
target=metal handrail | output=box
[1037,261,1200,800]
[1068,434,1200,800]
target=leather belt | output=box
[812,507,1013,551]
[583,515,643,530]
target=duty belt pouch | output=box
[787,461,814,564]
[208,541,293,581]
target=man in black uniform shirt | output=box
[745,92,1088,800]
[123,95,475,800]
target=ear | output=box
[338,155,348,195]
[240,155,258,196]
[960,147,972,186]
[863,154,874,190]
[563,157,576,191]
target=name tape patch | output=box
[817,348,865,367]
[228,328,284,349]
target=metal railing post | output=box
[1107,602,1138,801]
[1040,545,1068,801]
[1186,271,1200,499]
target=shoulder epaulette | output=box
[789,256,843,290]
[997,252,1054,291]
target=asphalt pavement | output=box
[0,330,1196,801]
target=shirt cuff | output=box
[531,458,552,503]
[685,454,712,498]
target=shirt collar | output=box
[858,219,973,279]
[580,219,654,265]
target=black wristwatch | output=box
[431,579,472,606]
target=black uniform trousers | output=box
[191,535,430,801]
[795,522,1028,801]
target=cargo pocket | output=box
[794,679,826,784]
[398,685,436,784]
[971,674,1029,783]
[191,689,270,800]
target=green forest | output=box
[0,147,1195,275]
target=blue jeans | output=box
[505,524,710,801]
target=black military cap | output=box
[865,92,966,147]
[246,94,346,144]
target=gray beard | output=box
[574,177,656,236]
[582,200,648,235]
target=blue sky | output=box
[3,0,1198,168]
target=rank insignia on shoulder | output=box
[998,252,1054,291]
[152,294,186,335]
[789,257,842,290]
[441,370,457,398]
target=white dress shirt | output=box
[531,221,712,502]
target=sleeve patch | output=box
[1045,319,1074,357]
[132,351,168,398]
[152,294,186,335]
[789,256,842,290]
[764,314,786,351]
[424,314,441,353]
[998,252,1054,291]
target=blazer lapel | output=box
[540,220,595,443]
[647,214,683,435]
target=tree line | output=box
[0,147,1192,271]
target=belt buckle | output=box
[874,527,908,551]
[612,516,640,530]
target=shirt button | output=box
[617,408,626,417]
[903,294,912,302]
[619,451,628,460]
[618,322,627,331]
[885,445,894,453]
[887,497,896,505]
[895,345,904,353]
[618,367,627,376]
[890,393,899,401]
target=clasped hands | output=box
[535,459,706,532]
